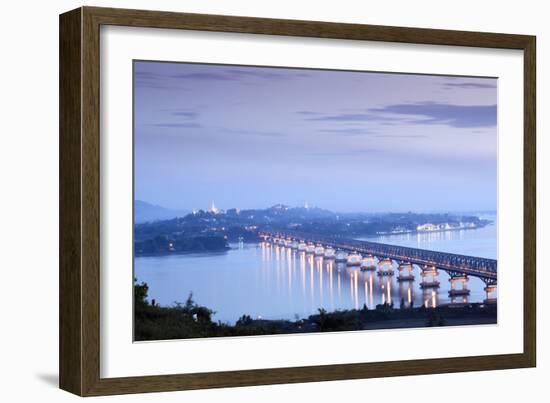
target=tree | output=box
[173,292,215,322]
[134,278,149,308]
[184,292,195,311]
[236,315,253,326]
[317,308,328,330]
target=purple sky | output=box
[134,61,497,213]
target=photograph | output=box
[132,60,498,341]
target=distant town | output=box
[134,201,492,256]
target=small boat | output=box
[305,243,315,254]
[297,241,307,252]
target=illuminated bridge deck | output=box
[260,231,497,283]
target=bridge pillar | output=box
[420,265,440,289]
[448,274,469,305]
[360,254,377,271]
[335,250,348,264]
[448,274,470,297]
[422,288,439,308]
[379,276,393,306]
[324,246,336,260]
[484,283,498,304]
[314,244,325,257]
[377,258,394,276]
[397,262,415,282]
[263,234,497,297]
[398,281,414,308]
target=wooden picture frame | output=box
[59,6,536,396]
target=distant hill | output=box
[134,200,189,224]
[261,204,337,220]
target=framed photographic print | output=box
[59,6,536,396]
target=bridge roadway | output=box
[260,230,497,284]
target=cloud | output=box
[147,110,200,129]
[172,68,310,82]
[306,113,372,122]
[148,123,202,128]
[135,81,183,91]
[170,111,199,119]
[309,147,384,157]
[442,82,497,90]
[173,72,235,81]
[135,71,161,79]
[136,63,312,90]
[134,70,188,91]
[368,102,497,128]
[220,128,284,137]
[318,128,375,136]
[303,102,496,128]
[373,134,428,139]
[225,69,310,80]
[306,113,409,123]
[296,111,322,116]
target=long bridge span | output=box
[259,230,497,287]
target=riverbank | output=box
[134,246,230,258]
[134,235,230,257]
[369,221,492,237]
[356,215,497,259]
[134,281,497,341]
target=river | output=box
[135,215,496,324]
[356,213,497,259]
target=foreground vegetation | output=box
[134,281,497,341]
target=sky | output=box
[134,60,497,213]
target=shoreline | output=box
[135,297,498,341]
[135,246,231,258]
[362,222,493,238]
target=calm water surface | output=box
[135,216,496,323]
[358,213,496,259]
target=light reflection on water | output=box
[135,241,490,324]
[358,215,497,259]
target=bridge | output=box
[259,230,497,301]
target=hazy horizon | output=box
[134,61,497,213]
[136,198,496,216]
